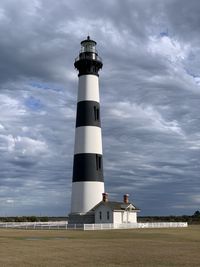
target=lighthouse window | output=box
[94,106,100,121]
[96,108,99,120]
[99,211,102,220]
[96,155,102,170]
[107,211,110,220]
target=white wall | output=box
[122,211,137,223]
[113,211,137,224]
[128,211,137,223]
[94,205,138,224]
[78,75,100,102]
[95,205,113,224]
[71,182,104,214]
[113,211,122,224]
[74,126,102,154]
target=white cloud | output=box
[0,8,6,21]
[108,102,184,135]
[194,76,200,86]
[0,134,15,152]
[0,123,5,130]
[0,94,26,121]
[190,195,200,204]
[148,35,190,63]
[0,134,48,155]
[13,136,48,155]
[187,140,200,150]
[6,199,14,204]
[25,0,42,16]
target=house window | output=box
[107,211,110,220]
[99,211,102,220]
[96,155,102,170]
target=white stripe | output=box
[71,181,105,213]
[78,75,100,102]
[74,126,103,154]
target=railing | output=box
[137,222,188,228]
[75,53,102,63]
[0,221,68,230]
[83,222,188,230]
[0,221,188,230]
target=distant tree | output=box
[40,217,48,222]
[193,210,200,217]
[29,216,39,222]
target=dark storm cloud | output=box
[165,0,200,42]
[0,0,200,216]
[0,0,77,84]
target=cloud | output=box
[148,35,190,63]
[7,135,48,155]
[108,101,184,135]
[191,195,200,204]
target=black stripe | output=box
[74,53,103,77]
[76,101,101,127]
[72,153,104,182]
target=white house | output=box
[92,193,140,224]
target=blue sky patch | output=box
[25,96,43,111]
[29,81,62,92]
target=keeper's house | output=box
[92,193,140,224]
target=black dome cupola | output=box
[74,36,103,76]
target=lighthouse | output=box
[70,36,105,216]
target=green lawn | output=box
[0,225,199,267]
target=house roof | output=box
[91,201,140,212]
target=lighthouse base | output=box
[71,181,104,214]
[68,211,95,224]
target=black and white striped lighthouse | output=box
[70,36,105,214]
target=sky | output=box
[0,0,200,216]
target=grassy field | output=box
[0,225,200,267]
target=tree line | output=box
[138,210,200,224]
[0,211,199,224]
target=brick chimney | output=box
[102,193,108,202]
[123,194,129,204]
